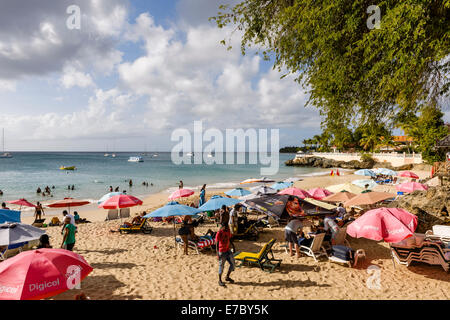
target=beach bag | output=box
[331,245,354,261]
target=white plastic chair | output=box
[300,233,328,262]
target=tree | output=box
[211,0,450,129]
[405,104,449,163]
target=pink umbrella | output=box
[278,187,311,199]
[6,199,36,210]
[398,171,419,179]
[396,182,428,193]
[0,248,93,300]
[307,188,333,200]
[98,194,143,209]
[347,207,418,243]
[168,188,195,201]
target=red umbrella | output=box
[47,198,90,213]
[396,182,428,193]
[307,188,333,200]
[168,188,195,201]
[98,194,143,209]
[0,248,93,300]
[398,171,419,179]
[347,207,418,243]
[7,199,36,210]
[278,187,311,199]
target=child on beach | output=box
[216,223,235,287]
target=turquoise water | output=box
[0,152,328,204]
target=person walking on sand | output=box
[129,179,133,187]
[61,216,77,251]
[34,202,45,221]
[216,223,235,287]
[179,180,184,189]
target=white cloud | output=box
[61,66,95,89]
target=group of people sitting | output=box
[48,210,90,227]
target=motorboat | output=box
[128,156,144,163]
[60,166,76,171]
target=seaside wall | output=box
[296,152,423,167]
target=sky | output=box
[0,0,447,152]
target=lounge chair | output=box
[232,220,259,241]
[299,233,328,262]
[264,215,280,228]
[0,242,28,261]
[119,218,153,234]
[390,233,449,272]
[233,238,282,273]
[333,226,350,247]
[119,208,131,219]
[176,236,216,254]
[106,209,119,221]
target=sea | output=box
[0,152,333,211]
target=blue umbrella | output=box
[198,195,241,212]
[354,169,376,177]
[225,188,252,197]
[144,201,201,218]
[97,192,123,204]
[270,181,293,190]
[144,201,202,245]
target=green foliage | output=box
[360,153,375,163]
[279,146,301,153]
[211,0,450,129]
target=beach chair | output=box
[233,238,282,273]
[0,242,27,261]
[333,226,350,247]
[32,219,46,228]
[119,208,131,219]
[232,220,260,241]
[106,209,119,221]
[119,218,153,234]
[176,236,216,254]
[299,233,328,262]
[266,215,280,228]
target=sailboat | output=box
[0,128,12,158]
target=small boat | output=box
[104,153,110,157]
[152,154,158,157]
[0,152,12,159]
[128,156,144,163]
[111,154,116,158]
[60,166,76,171]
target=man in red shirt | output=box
[215,223,235,287]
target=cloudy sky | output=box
[1,0,446,152]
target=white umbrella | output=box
[0,223,46,246]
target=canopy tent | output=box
[0,209,21,224]
[243,194,334,220]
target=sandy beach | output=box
[18,170,449,300]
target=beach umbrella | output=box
[326,183,365,194]
[240,178,261,185]
[47,198,90,214]
[0,223,45,247]
[0,248,93,300]
[97,192,123,204]
[6,199,36,211]
[238,193,259,201]
[225,188,251,197]
[144,201,201,245]
[395,182,428,193]
[351,179,378,190]
[354,169,376,177]
[198,195,241,212]
[343,191,396,207]
[270,181,293,190]
[304,198,337,211]
[255,186,278,196]
[278,187,311,199]
[373,168,397,176]
[307,188,333,200]
[168,188,195,201]
[346,207,417,243]
[322,191,357,203]
[98,194,143,209]
[398,171,419,179]
[283,177,303,183]
[0,209,21,224]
